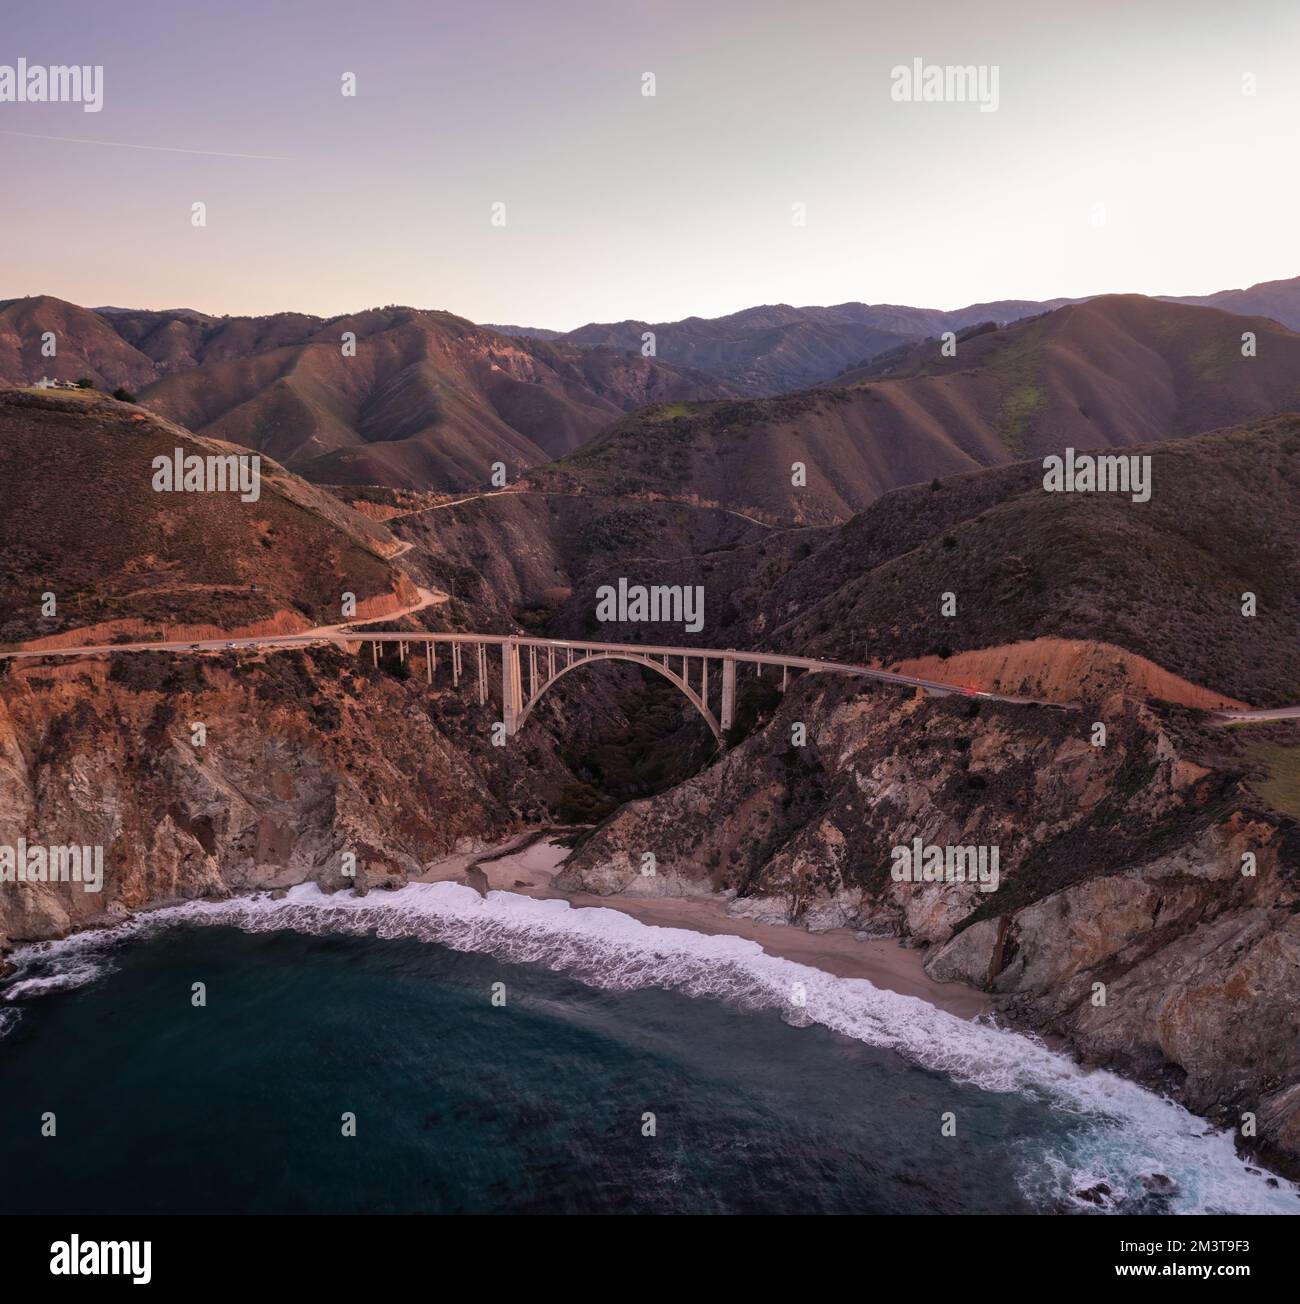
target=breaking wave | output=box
[5,879,1297,1214]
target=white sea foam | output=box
[6,879,1299,1214]
[4,955,110,1000]
[2,924,124,1002]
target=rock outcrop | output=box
[0,646,571,947]
[558,675,1300,1174]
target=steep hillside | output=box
[0,298,734,492]
[0,296,162,392]
[532,296,1300,524]
[523,387,1005,525]
[0,389,413,646]
[556,668,1300,1175]
[843,297,1300,453]
[403,416,1300,712]
[384,488,770,633]
[138,309,737,489]
[746,416,1300,707]
[1163,273,1300,331]
[559,297,1078,393]
[0,643,573,950]
[834,296,1298,438]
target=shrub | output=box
[549,782,617,823]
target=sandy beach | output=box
[416,832,993,1020]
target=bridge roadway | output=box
[0,625,1074,744]
[2,629,1287,731]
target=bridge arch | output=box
[514,650,724,744]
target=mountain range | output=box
[528,294,1300,523]
[4,307,1300,1180]
[492,273,1300,391]
[0,297,737,490]
[1,274,1299,508]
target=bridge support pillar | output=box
[477,643,488,706]
[501,639,523,736]
[721,655,736,733]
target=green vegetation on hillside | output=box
[0,389,402,644]
[1245,740,1300,818]
[753,416,1300,706]
[988,322,1048,455]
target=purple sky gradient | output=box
[3,0,1297,327]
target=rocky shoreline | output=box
[3,641,1297,1180]
[555,678,1300,1179]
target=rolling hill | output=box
[495,414,1299,707]
[740,415,1300,707]
[4,278,1298,505]
[557,296,1079,395]
[0,298,736,491]
[1162,274,1300,331]
[527,295,1300,524]
[0,388,416,646]
[486,276,1300,395]
[0,296,164,393]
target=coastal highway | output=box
[4,618,1296,722]
[1210,705,1300,724]
[0,614,1069,711]
[0,585,447,661]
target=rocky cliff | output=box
[556,675,1300,1175]
[0,646,570,949]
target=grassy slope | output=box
[1244,738,1300,818]
[532,296,1300,524]
[0,389,405,644]
[749,416,1300,706]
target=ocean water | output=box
[1,882,1296,1216]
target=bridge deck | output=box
[0,627,1074,711]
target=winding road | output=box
[1,598,1291,727]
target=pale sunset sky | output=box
[3,0,1298,328]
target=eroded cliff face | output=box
[929,821,1300,1173]
[556,677,1300,1173]
[0,647,571,950]
[6,638,1298,1173]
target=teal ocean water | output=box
[1,882,1296,1215]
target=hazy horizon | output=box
[6,268,1300,334]
[5,0,1299,329]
